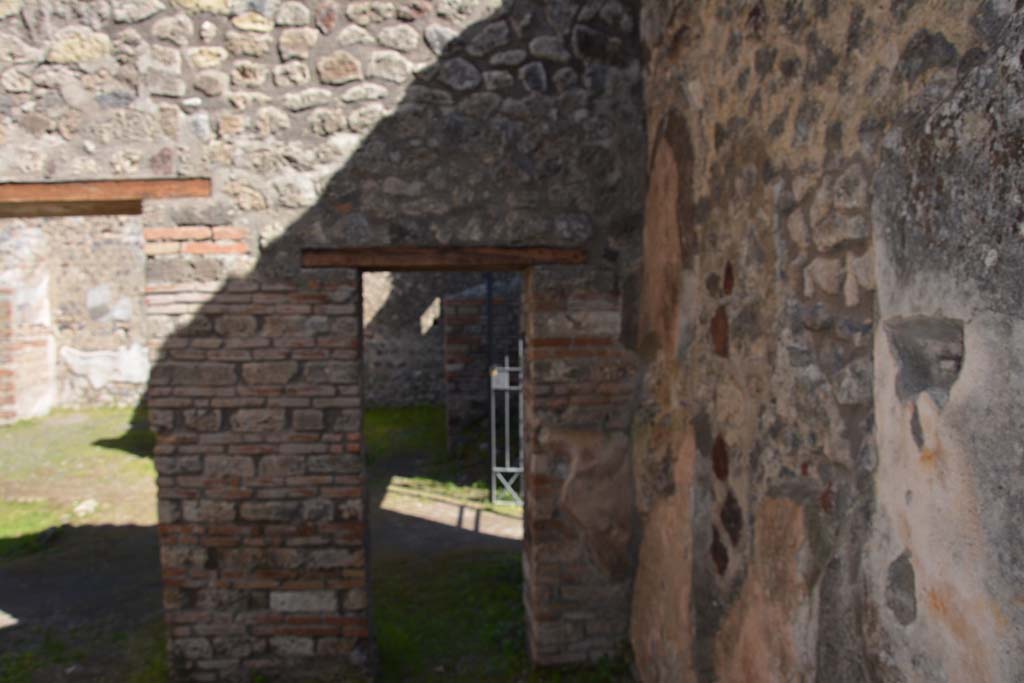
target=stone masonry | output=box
[3,0,1020,681]
[441,275,520,459]
[0,0,646,679]
[630,1,1024,681]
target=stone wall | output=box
[362,270,485,408]
[631,1,1023,681]
[149,273,367,682]
[441,274,520,459]
[0,215,149,421]
[0,0,645,678]
[523,264,638,664]
[0,224,57,422]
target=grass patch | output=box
[0,407,158,532]
[374,550,631,682]
[0,499,66,559]
[0,631,84,683]
[364,405,448,467]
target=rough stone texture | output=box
[0,0,645,676]
[631,1,1024,681]
[361,270,489,408]
[0,216,150,418]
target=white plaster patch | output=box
[60,343,150,389]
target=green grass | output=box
[374,550,632,682]
[364,405,449,467]
[0,631,85,683]
[0,499,66,558]
[0,407,155,485]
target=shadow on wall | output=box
[133,1,644,680]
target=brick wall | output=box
[522,265,638,664]
[149,272,369,682]
[442,277,521,459]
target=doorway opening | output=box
[361,269,530,680]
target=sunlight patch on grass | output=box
[0,407,158,529]
[0,499,66,559]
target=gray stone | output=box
[186,46,228,68]
[483,70,514,91]
[194,69,228,96]
[490,49,526,66]
[273,60,310,86]
[467,21,509,57]
[317,50,363,84]
[275,0,310,25]
[519,61,547,93]
[529,36,571,62]
[241,361,298,384]
[152,13,195,47]
[47,26,113,64]
[436,0,479,18]
[231,11,275,32]
[812,213,869,251]
[367,51,411,83]
[150,72,187,97]
[378,25,420,52]
[255,106,291,135]
[345,1,395,26]
[304,361,358,384]
[270,590,337,612]
[274,175,318,207]
[885,551,917,625]
[439,57,481,91]
[423,24,457,56]
[340,82,387,102]
[347,103,386,132]
[308,107,347,135]
[113,0,166,23]
[283,87,333,111]
[269,637,314,656]
[279,27,319,61]
[230,409,286,432]
[338,25,376,47]
[225,30,273,57]
[199,20,217,42]
[231,59,269,87]
[147,45,183,74]
[1,68,32,93]
[897,29,958,82]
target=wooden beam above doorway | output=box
[301,246,589,271]
[0,178,212,218]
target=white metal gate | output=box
[489,338,524,506]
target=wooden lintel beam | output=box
[302,246,588,271]
[0,178,211,204]
[0,199,143,218]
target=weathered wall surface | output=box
[0,0,645,678]
[362,270,485,408]
[442,275,521,458]
[632,0,1022,681]
[870,8,1024,679]
[0,215,150,422]
[0,225,56,421]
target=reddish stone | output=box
[710,305,729,357]
[711,435,729,481]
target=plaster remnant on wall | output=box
[60,343,151,390]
